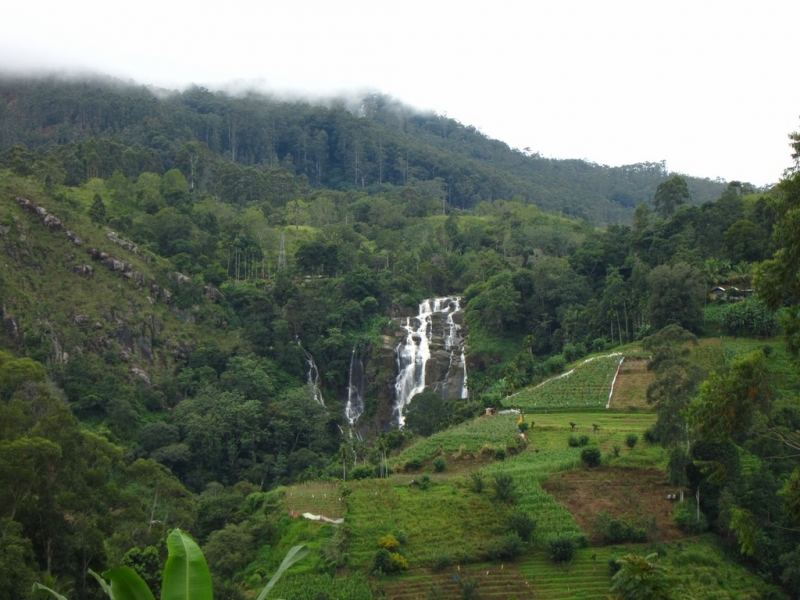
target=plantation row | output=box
[506,354,625,412]
[482,449,586,543]
[389,413,521,468]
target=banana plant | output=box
[33,529,308,600]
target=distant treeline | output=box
[0,76,730,223]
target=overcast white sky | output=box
[1,0,798,186]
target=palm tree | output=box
[609,553,679,600]
[733,262,753,288]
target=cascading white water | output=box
[297,339,325,406]
[394,297,467,426]
[460,350,469,399]
[345,346,365,426]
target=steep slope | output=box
[0,171,238,411]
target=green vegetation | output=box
[506,354,623,412]
[0,76,799,600]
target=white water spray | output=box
[394,297,467,426]
[296,339,325,406]
[345,346,366,426]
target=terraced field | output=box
[345,477,506,568]
[378,547,617,599]
[505,354,624,412]
[389,413,520,468]
[375,539,774,600]
[272,338,787,599]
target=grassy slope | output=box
[0,171,240,381]
[270,337,791,599]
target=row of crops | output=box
[344,478,506,567]
[389,413,520,467]
[482,448,586,543]
[505,353,624,412]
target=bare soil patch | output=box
[608,358,653,410]
[542,468,685,544]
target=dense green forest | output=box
[0,75,798,600]
[0,76,732,224]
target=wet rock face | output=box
[422,307,468,398]
[393,297,468,426]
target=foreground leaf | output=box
[256,545,309,600]
[162,529,213,600]
[87,569,114,598]
[102,567,156,600]
[32,583,69,600]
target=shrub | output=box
[394,530,408,545]
[469,472,485,494]
[371,548,392,574]
[377,534,400,551]
[431,553,453,571]
[372,549,408,574]
[643,428,658,444]
[562,342,587,362]
[351,465,377,480]
[507,509,537,542]
[545,354,566,374]
[625,433,639,449]
[673,502,708,534]
[433,456,447,472]
[548,536,576,562]
[418,474,431,490]
[594,512,647,544]
[389,552,409,571]
[568,435,590,448]
[581,447,602,468]
[493,473,517,504]
[458,577,480,600]
[486,533,524,561]
[405,458,422,471]
[612,443,621,458]
[494,447,507,460]
[721,298,779,337]
[608,555,621,575]
[518,421,530,433]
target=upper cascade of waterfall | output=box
[394,296,468,427]
[296,339,325,406]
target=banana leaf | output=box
[161,529,213,600]
[255,545,309,600]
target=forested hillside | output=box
[0,76,729,224]
[0,74,798,600]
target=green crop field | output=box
[505,354,625,412]
[344,476,508,568]
[271,339,790,599]
[389,413,520,468]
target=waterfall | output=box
[460,350,469,399]
[345,346,366,426]
[394,297,467,427]
[297,339,325,406]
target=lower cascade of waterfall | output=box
[345,346,366,426]
[394,296,468,427]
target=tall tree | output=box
[653,175,691,219]
[648,262,705,332]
